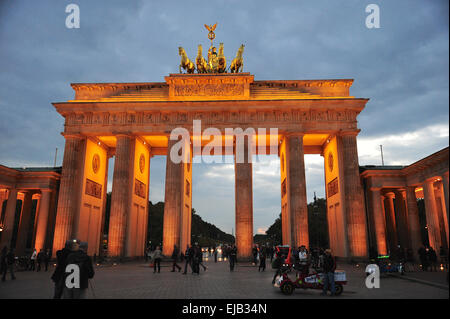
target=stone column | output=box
[53,135,84,254]
[423,180,442,251]
[394,190,410,250]
[436,181,449,248]
[34,189,52,251]
[384,193,398,255]
[286,134,309,248]
[163,138,182,257]
[0,189,18,248]
[442,172,449,246]
[369,188,387,255]
[15,191,33,255]
[108,135,133,258]
[340,132,368,257]
[405,186,422,261]
[234,136,253,259]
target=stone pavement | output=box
[0,260,448,299]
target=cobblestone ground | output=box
[0,260,448,299]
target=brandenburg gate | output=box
[51,72,369,260]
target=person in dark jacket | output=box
[2,247,16,281]
[63,240,94,299]
[258,245,267,272]
[171,245,181,272]
[321,249,336,296]
[182,245,192,274]
[252,245,258,265]
[271,250,283,284]
[213,247,218,263]
[45,249,51,272]
[428,246,438,272]
[36,249,45,272]
[229,245,237,272]
[51,240,72,299]
[418,246,428,271]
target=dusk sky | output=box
[0,0,448,235]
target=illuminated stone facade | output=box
[2,73,445,261]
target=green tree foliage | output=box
[263,197,330,249]
[104,193,234,249]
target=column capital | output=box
[369,187,382,192]
[338,129,361,137]
[61,133,84,140]
[40,188,53,193]
[384,192,395,199]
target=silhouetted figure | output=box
[36,249,45,272]
[171,245,181,272]
[321,249,336,297]
[30,249,37,271]
[63,240,94,299]
[229,245,237,271]
[182,245,193,274]
[428,246,438,272]
[152,246,162,273]
[258,245,267,272]
[51,240,72,299]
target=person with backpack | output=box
[63,240,94,299]
[321,249,336,296]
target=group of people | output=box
[147,243,208,275]
[270,245,338,296]
[418,246,447,271]
[28,249,52,272]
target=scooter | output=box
[275,269,347,296]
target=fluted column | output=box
[369,188,387,255]
[0,189,18,248]
[163,138,182,256]
[108,135,133,257]
[435,181,449,248]
[394,190,410,250]
[34,189,52,251]
[405,186,422,261]
[423,180,442,250]
[15,191,33,255]
[442,173,449,246]
[286,134,309,248]
[340,132,368,257]
[53,135,84,255]
[234,136,253,259]
[384,193,398,255]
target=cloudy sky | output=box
[0,0,448,235]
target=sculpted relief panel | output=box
[65,109,358,128]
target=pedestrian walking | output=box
[182,245,193,274]
[258,245,267,272]
[63,240,94,299]
[171,244,181,272]
[30,249,37,271]
[428,246,438,272]
[2,247,16,281]
[252,245,258,265]
[229,244,237,271]
[45,249,51,271]
[418,246,428,271]
[36,249,45,272]
[51,240,72,299]
[152,246,162,273]
[439,246,448,269]
[214,247,218,263]
[321,249,336,296]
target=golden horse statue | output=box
[230,44,244,73]
[196,44,208,74]
[217,43,227,73]
[178,47,195,74]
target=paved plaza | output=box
[0,259,448,299]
